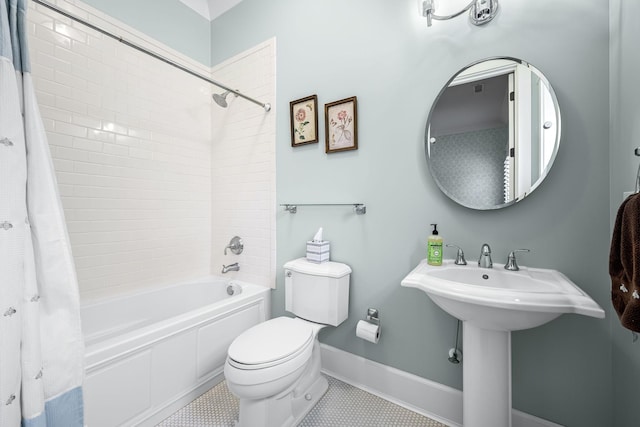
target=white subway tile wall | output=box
[26,0,276,298]
[210,39,277,289]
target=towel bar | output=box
[280,203,366,215]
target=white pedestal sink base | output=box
[463,322,512,427]
[401,259,605,427]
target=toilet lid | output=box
[228,317,314,366]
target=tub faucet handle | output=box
[224,236,244,255]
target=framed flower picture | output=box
[325,96,358,153]
[290,95,318,146]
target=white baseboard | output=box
[320,344,563,427]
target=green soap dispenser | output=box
[427,223,443,266]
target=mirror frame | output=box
[425,57,562,210]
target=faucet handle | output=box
[446,244,467,265]
[504,249,530,271]
[224,236,244,255]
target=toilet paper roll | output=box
[356,320,380,344]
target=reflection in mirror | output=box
[426,58,561,210]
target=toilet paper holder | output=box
[367,308,380,326]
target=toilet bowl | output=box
[224,317,327,427]
[224,258,351,427]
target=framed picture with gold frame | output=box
[325,96,358,153]
[290,95,318,146]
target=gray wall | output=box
[211,1,612,426]
[81,0,211,65]
[610,1,640,426]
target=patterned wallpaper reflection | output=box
[431,127,509,207]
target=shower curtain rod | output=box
[31,0,272,112]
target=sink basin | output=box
[401,258,604,427]
[401,259,604,331]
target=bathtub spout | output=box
[222,263,240,274]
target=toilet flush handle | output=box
[285,270,293,309]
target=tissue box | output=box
[306,241,330,263]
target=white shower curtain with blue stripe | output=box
[0,1,84,426]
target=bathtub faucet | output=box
[222,262,240,274]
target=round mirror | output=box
[426,58,561,210]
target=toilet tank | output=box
[283,258,351,327]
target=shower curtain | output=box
[0,1,84,426]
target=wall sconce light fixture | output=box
[419,0,499,27]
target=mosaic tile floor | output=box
[156,375,447,427]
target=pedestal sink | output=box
[401,259,604,427]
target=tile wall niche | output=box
[210,39,277,289]
[26,0,276,298]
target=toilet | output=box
[224,257,351,427]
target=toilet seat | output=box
[228,317,314,370]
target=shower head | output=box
[212,90,231,108]
[212,88,270,112]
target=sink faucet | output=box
[222,262,240,274]
[478,243,492,268]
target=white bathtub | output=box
[81,277,270,427]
